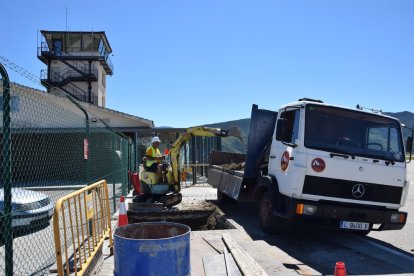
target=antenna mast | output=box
[65,7,68,31]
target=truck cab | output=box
[268,98,411,232]
[209,99,413,234]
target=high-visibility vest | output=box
[146,146,161,167]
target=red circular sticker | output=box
[311,158,326,172]
[281,151,290,171]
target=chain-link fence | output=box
[0,62,133,275]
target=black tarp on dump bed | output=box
[208,105,278,199]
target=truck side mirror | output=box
[276,119,285,141]
[406,136,413,153]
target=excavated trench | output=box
[127,201,235,231]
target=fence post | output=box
[1,63,13,276]
[66,96,90,184]
[98,119,131,197]
[65,96,93,236]
[191,136,197,184]
[111,132,115,211]
[123,139,128,196]
[133,132,138,171]
[216,136,222,151]
[127,140,132,192]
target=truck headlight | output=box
[296,204,317,215]
[390,213,406,223]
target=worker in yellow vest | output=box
[145,136,164,179]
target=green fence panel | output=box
[0,64,131,275]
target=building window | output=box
[53,39,62,56]
[0,96,20,112]
[82,34,94,51]
[66,34,81,51]
[102,96,105,107]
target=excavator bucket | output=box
[228,127,242,140]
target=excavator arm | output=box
[169,127,241,187]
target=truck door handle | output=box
[270,155,276,158]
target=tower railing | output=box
[37,44,113,74]
[40,69,98,105]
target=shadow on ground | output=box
[214,200,414,276]
[0,220,51,247]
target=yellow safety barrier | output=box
[53,180,113,276]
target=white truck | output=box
[209,98,413,234]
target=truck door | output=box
[269,107,306,197]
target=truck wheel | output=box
[258,194,288,234]
[259,194,276,233]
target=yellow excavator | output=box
[134,126,241,207]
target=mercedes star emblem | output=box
[352,184,365,198]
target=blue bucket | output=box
[114,222,191,276]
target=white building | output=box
[1,82,153,130]
[38,30,113,107]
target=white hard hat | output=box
[151,136,161,143]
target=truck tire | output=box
[258,193,289,234]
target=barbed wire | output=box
[0,56,48,88]
[0,55,132,134]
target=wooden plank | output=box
[202,237,225,254]
[224,249,242,276]
[203,253,242,276]
[203,255,227,276]
[192,234,222,276]
[222,233,268,276]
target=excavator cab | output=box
[133,127,241,208]
[135,157,181,207]
[140,161,175,188]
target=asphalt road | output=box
[218,163,414,275]
[0,190,69,276]
[0,183,124,276]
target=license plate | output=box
[339,221,369,230]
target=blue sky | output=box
[1,1,414,127]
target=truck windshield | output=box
[305,105,404,162]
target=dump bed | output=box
[208,105,277,200]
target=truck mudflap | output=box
[284,198,407,231]
[208,166,243,200]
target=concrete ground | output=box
[95,185,317,275]
[51,164,414,275]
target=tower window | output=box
[53,39,62,56]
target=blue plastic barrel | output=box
[114,222,191,276]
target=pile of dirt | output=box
[221,162,245,171]
[179,200,216,211]
[127,201,235,231]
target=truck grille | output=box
[303,175,402,204]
